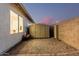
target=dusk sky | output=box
[23,3,79,25]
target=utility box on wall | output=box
[29,24,50,39]
[58,17,79,49]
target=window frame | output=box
[10,10,24,34]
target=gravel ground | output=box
[6,38,79,56]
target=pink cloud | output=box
[39,16,56,25]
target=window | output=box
[10,10,18,34]
[10,10,23,34]
[19,16,23,32]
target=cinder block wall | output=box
[57,17,79,49]
[29,24,50,39]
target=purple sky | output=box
[23,3,79,25]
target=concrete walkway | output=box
[7,38,79,56]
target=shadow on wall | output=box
[49,26,54,38]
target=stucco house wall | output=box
[58,17,79,49]
[0,4,29,54]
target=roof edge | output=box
[17,3,35,23]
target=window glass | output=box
[10,10,18,34]
[19,16,23,32]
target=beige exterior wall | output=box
[58,17,79,49]
[0,4,29,54]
